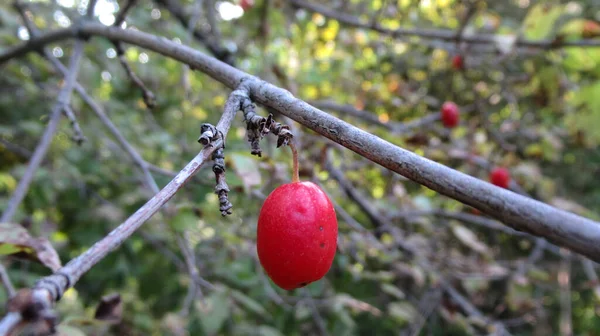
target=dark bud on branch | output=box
[212,147,232,216]
[241,99,293,156]
[198,123,218,146]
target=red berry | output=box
[490,167,511,189]
[240,0,253,11]
[257,181,338,290]
[452,55,464,70]
[441,101,460,128]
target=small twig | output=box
[559,249,572,336]
[302,288,329,336]
[581,258,600,300]
[0,38,85,223]
[112,0,155,109]
[0,264,16,298]
[177,234,203,316]
[0,138,32,159]
[114,42,156,109]
[113,0,138,27]
[182,0,204,100]
[441,280,512,336]
[312,100,466,135]
[153,0,234,64]
[62,105,86,144]
[406,287,443,336]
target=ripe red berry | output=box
[489,167,511,189]
[257,182,338,290]
[441,101,460,128]
[452,55,464,70]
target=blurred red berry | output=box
[490,167,511,189]
[452,55,464,70]
[441,101,460,128]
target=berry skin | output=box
[490,167,511,189]
[257,182,338,291]
[441,101,460,128]
[452,55,464,70]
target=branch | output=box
[288,0,600,50]
[581,258,600,300]
[0,138,32,159]
[113,0,138,27]
[559,250,572,336]
[441,280,512,335]
[153,0,234,65]
[0,264,16,298]
[0,92,238,333]
[114,42,156,109]
[62,105,86,144]
[2,24,600,263]
[0,39,85,223]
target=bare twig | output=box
[112,0,156,109]
[0,264,16,298]
[153,0,234,64]
[406,287,442,336]
[581,258,600,300]
[2,24,600,262]
[181,0,204,99]
[113,0,138,27]
[114,42,156,109]
[288,0,600,50]
[0,38,85,223]
[302,288,329,336]
[0,138,32,159]
[441,280,512,336]
[559,250,572,336]
[177,235,202,317]
[62,105,86,144]
[311,100,441,134]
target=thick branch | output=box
[2,24,600,262]
[289,0,600,50]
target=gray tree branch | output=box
[2,23,600,262]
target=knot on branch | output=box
[212,147,232,216]
[197,123,219,146]
[7,288,57,334]
[241,99,293,156]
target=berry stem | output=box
[289,141,300,183]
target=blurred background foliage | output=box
[1,0,600,335]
